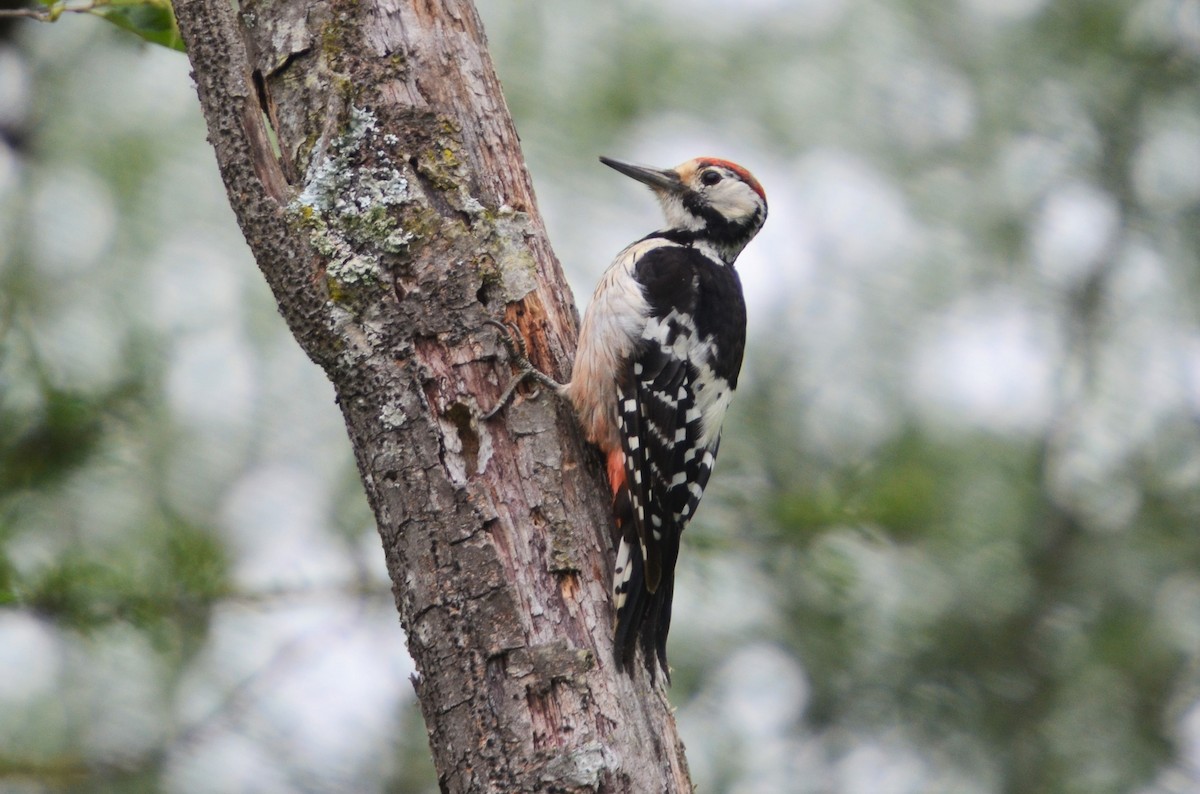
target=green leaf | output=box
[92,0,186,53]
[34,0,66,21]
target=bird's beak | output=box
[599,157,685,194]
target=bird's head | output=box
[600,155,767,260]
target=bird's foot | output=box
[481,319,564,419]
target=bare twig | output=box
[0,2,96,22]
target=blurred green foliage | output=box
[0,388,110,491]
[2,0,1199,792]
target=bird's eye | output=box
[700,170,722,186]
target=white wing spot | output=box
[613,539,634,604]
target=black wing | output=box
[613,244,744,675]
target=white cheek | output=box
[712,185,761,223]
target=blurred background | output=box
[2,0,1199,791]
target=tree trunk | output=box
[172,0,693,791]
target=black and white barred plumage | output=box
[564,157,766,679]
[608,241,747,674]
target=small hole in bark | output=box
[445,403,479,475]
[476,280,495,306]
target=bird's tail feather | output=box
[611,486,678,682]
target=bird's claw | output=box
[481,318,559,419]
[482,318,528,360]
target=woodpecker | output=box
[486,156,766,680]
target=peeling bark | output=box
[173,0,693,791]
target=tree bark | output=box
[172,0,692,791]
